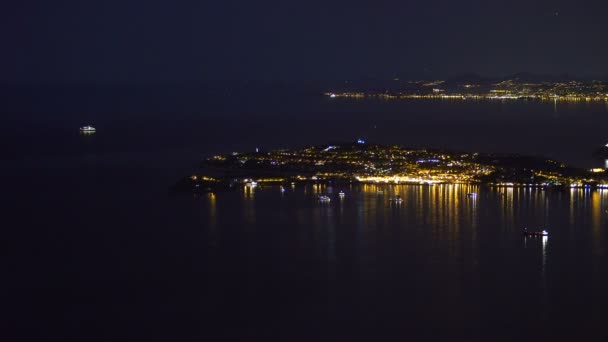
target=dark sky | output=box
[1,0,607,83]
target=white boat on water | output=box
[523,228,548,237]
[80,125,96,133]
[390,195,403,203]
[319,195,331,203]
[339,191,345,198]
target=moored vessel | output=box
[80,125,96,133]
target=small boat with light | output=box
[467,192,477,197]
[338,191,345,198]
[389,195,403,203]
[319,195,331,202]
[523,228,548,237]
[79,125,96,133]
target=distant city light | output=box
[324,77,608,102]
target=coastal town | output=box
[179,140,608,192]
[325,75,608,101]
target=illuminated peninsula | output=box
[176,141,608,192]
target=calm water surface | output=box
[7,173,608,341]
[4,92,608,341]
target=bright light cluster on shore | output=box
[325,92,608,102]
[195,140,608,191]
[356,176,442,184]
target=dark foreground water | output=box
[6,172,608,341]
[3,90,608,341]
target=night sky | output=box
[2,0,607,83]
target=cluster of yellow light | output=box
[327,92,608,102]
[191,175,217,181]
[255,178,286,183]
[208,139,608,189]
[356,175,444,184]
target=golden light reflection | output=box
[468,185,478,231]
[312,183,324,195]
[243,184,255,199]
[205,192,219,254]
[208,192,217,226]
[417,185,425,225]
[591,191,602,256]
[569,188,577,228]
[454,185,463,241]
[498,187,514,228]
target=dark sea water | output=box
[3,87,608,341]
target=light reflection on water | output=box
[205,184,608,248]
[195,183,608,339]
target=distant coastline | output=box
[325,75,608,102]
[325,92,608,102]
